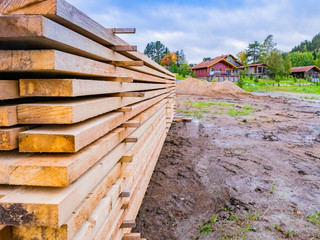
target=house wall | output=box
[209,62,235,74]
[307,69,319,77]
[195,68,207,77]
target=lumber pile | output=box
[0,0,176,239]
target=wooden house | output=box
[191,54,242,82]
[291,65,320,80]
[238,63,268,78]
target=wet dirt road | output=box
[133,94,320,240]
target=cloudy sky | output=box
[69,0,320,64]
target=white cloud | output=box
[68,0,320,63]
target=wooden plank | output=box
[112,28,136,34]
[0,141,132,227]
[12,162,123,240]
[0,105,18,127]
[0,16,170,79]
[3,100,165,188]
[59,113,165,239]
[18,94,168,153]
[0,225,12,239]
[96,119,166,240]
[0,126,31,150]
[120,220,136,228]
[0,0,175,78]
[0,0,44,14]
[19,79,170,97]
[17,88,169,124]
[114,61,144,67]
[111,45,137,52]
[0,80,20,100]
[0,50,168,83]
[122,233,141,240]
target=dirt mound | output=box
[176,78,251,98]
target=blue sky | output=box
[69,0,320,64]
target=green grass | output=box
[176,108,203,119]
[175,74,189,80]
[192,101,235,108]
[307,212,320,224]
[228,108,250,117]
[238,77,320,95]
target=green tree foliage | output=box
[283,54,292,78]
[246,41,260,64]
[315,58,320,68]
[175,49,187,66]
[267,49,284,78]
[292,32,320,52]
[287,52,314,67]
[259,35,277,64]
[203,57,212,62]
[144,41,167,64]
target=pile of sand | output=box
[176,78,251,98]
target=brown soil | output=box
[176,78,251,98]
[133,94,320,240]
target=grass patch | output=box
[192,101,235,108]
[176,108,203,119]
[228,108,250,117]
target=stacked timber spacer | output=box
[0,0,176,239]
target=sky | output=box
[68,0,320,64]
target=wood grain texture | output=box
[0,80,20,100]
[0,225,12,239]
[18,94,168,153]
[0,0,175,78]
[0,99,166,187]
[0,126,31,150]
[0,105,18,127]
[12,162,123,239]
[0,141,132,227]
[9,112,166,238]
[0,50,168,83]
[17,88,170,124]
[19,79,171,97]
[0,15,170,79]
[0,0,44,13]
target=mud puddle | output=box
[133,94,320,240]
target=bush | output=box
[275,75,281,87]
[254,77,259,83]
[250,73,254,80]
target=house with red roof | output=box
[291,65,320,80]
[191,54,242,82]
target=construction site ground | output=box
[133,93,320,240]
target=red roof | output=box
[238,63,267,69]
[291,65,320,73]
[191,54,241,70]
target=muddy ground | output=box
[133,94,320,240]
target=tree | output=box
[287,52,314,67]
[203,57,212,62]
[283,54,292,78]
[160,52,177,66]
[315,58,320,68]
[144,41,167,64]
[236,51,247,65]
[175,50,187,66]
[267,49,284,78]
[259,35,277,64]
[246,41,260,64]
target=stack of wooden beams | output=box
[0,0,176,239]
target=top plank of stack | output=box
[0,0,175,80]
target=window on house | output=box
[219,68,222,74]
[226,69,231,75]
[228,57,231,62]
[209,68,215,75]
